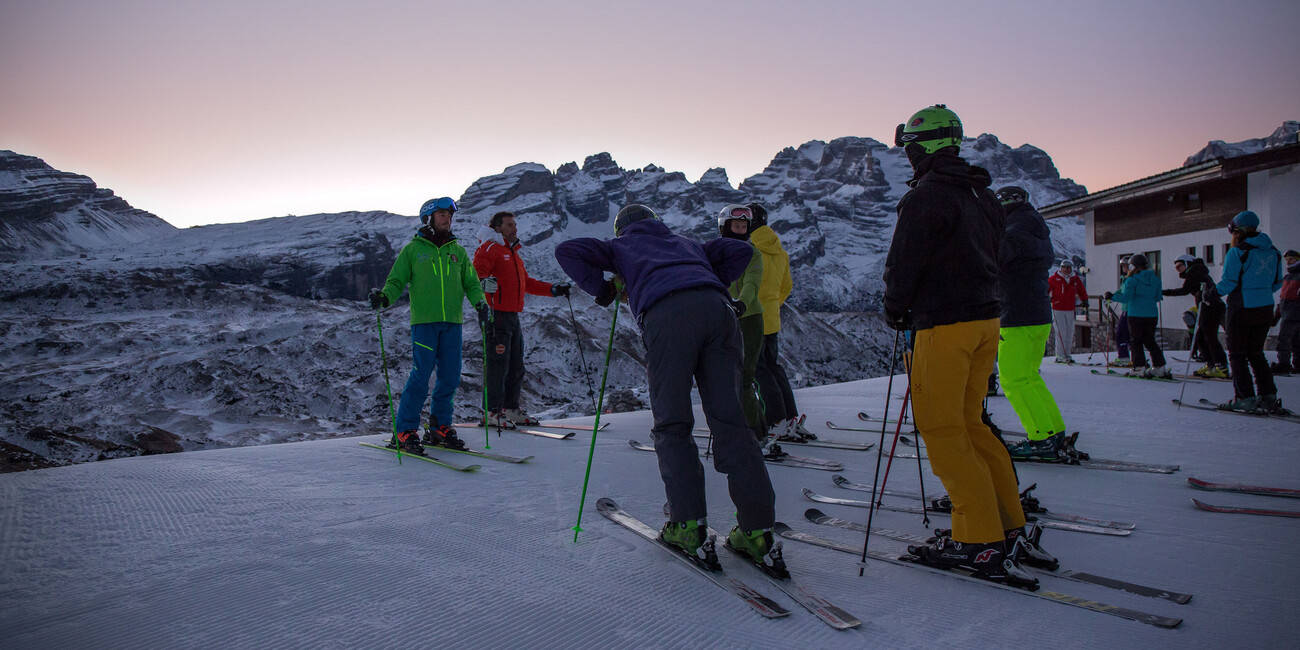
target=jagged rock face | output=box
[0,150,176,260]
[1184,121,1300,166]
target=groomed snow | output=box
[1,356,1296,648]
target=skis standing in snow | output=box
[368,197,489,454]
[472,210,571,429]
[882,104,1038,588]
[1273,249,1300,376]
[1104,253,1170,379]
[749,203,812,441]
[1215,210,1284,413]
[717,205,767,442]
[555,204,785,573]
[994,186,1069,461]
[1162,254,1229,378]
[1047,259,1087,363]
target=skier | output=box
[1162,253,1228,378]
[473,210,571,428]
[717,205,767,441]
[369,197,490,453]
[1215,211,1284,412]
[554,204,783,573]
[1110,256,1133,367]
[883,104,1041,588]
[1103,254,1168,378]
[1047,259,1088,363]
[993,187,1068,461]
[748,203,812,441]
[1272,249,1300,376]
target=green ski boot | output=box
[660,519,720,570]
[726,527,789,578]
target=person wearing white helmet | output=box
[1162,253,1227,378]
[1047,259,1088,363]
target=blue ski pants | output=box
[395,322,463,432]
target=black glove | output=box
[1103,291,1114,301]
[551,282,571,297]
[1161,289,1174,296]
[595,279,617,307]
[475,302,492,327]
[368,289,388,310]
[729,299,746,317]
[885,306,911,332]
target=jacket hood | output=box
[1129,268,1160,287]
[1006,203,1049,239]
[750,225,786,255]
[476,224,505,248]
[909,149,993,190]
[1244,232,1275,250]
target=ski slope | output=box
[1,357,1296,648]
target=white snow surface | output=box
[2,360,1296,648]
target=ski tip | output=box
[805,508,828,520]
[596,497,618,512]
[773,522,793,535]
[831,473,846,484]
[801,487,816,497]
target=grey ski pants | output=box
[643,288,776,532]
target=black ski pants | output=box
[756,332,798,426]
[485,311,525,411]
[1194,303,1227,367]
[1226,305,1277,398]
[1125,316,1166,368]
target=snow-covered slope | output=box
[1,365,1295,648]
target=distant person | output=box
[1215,211,1284,412]
[368,197,489,453]
[1047,259,1088,363]
[1104,254,1168,378]
[473,211,571,428]
[1109,256,1133,367]
[717,204,767,442]
[883,104,1042,587]
[748,203,812,442]
[1272,249,1300,376]
[993,186,1068,461]
[1162,253,1227,378]
[554,204,784,574]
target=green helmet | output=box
[894,104,963,154]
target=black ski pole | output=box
[375,309,401,463]
[566,292,599,415]
[902,345,930,527]
[859,326,903,577]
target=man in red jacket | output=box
[473,211,571,427]
[1047,260,1088,363]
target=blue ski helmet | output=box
[1229,210,1260,232]
[419,197,458,223]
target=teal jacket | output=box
[1216,232,1283,310]
[1111,269,1162,318]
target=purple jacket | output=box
[554,219,752,319]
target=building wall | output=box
[1249,163,1300,256]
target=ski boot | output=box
[1205,365,1230,379]
[1018,483,1044,514]
[1005,432,1062,462]
[423,424,467,450]
[1269,362,1293,377]
[660,519,720,571]
[1111,357,1132,368]
[1006,524,1059,571]
[1059,431,1089,461]
[905,531,1038,590]
[1192,365,1214,378]
[1219,395,1260,412]
[1125,365,1149,377]
[502,408,540,426]
[763,439,789,461]
[792,415,817,441]
[483,410,517,429]
[1255,394,1284,415]
[1145,365,1172,380]
[391,430,425,454]
[726,526,789,579]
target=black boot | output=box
[391,430,424,454]
[1006,524,1059,571]
[423,424,467,450]
[906,531,1038,590]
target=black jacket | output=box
[1162,259,1223,313]
[884,150,1005,330]
[998,202,1054,328]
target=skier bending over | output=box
[555,204,783,574]
[883,105,1047,588]
[368,197,489,454]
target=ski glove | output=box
[595,279,618,307]
[481,277,498,294]
[884,306,911,332]
[729,298,745,317]
[368,289,389,310]
[475,302,493,328]
[551,282,571,297]
[1103,291,1114,301]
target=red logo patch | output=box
[494,344,506,355]
[910,117,925,127]
[974,549,998,564]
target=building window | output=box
[1186,246,1196,257]
[1183,192,1202,212]
[1204,245,1215,265]
[1144,250,1161,276]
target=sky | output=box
[2,0,1297,228]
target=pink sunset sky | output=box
[2,0,1297,227]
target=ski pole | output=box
[566,293,599,415]
[1176,285,1207,411]
[481,309,493,448]
[876,386,912,503]
[903,348,931,527]
[375,310,400,463]
[859,326,903,577]
[573,296,621,542]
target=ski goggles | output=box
[419,197,458,218]
[894,123,963,148]
[727,206,753,220]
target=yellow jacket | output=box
[751,225,792,334]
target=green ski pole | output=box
[376,309,400,464]
[482,309,493,448]
[572,296,620,542]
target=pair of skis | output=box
[1170,398,1300,424]
[828,475,1135,532]
[597,498,862,630]
[1187,477,1300,518]
[360,433,536,471]
[628,439,842,472]
[1090,368,1184,383]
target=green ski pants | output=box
[998,324,1065,441]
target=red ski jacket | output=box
[1048,271,1088,311]
[473,236,553,313]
